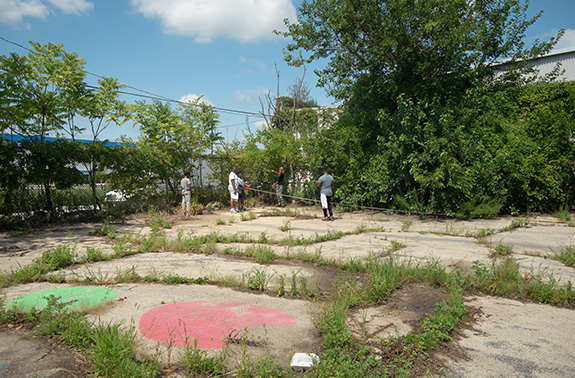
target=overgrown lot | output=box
[1,207,574,377]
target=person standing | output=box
[317,168,335,221]
[271,167,285,207]
[237,171,246,211]
[180,172,192,217]
[228,166,239,213]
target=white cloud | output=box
[131,0,297,43]
[0,0,48,26]
[232,87,270,103]
[554,28,575,52]
[47,0,93,15]
[0,0,92,27]
[179,93,214,106]
[238,56,271,74]
[253,119,269,130]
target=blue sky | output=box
[1,0,574,142]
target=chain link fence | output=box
[0,184,111,218]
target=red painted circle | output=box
[139,301,297,349]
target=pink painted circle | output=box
[139,301,297,349]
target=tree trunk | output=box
[91,155,101,212]
[43,181,53,215]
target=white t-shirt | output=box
[229,171,238,190]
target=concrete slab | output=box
[443,295,575,378]
[52,252,314,291]
[493,225,575,256]
[1,282,319,367]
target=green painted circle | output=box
[8,286,116,313]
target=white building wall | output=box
[528,49,575,81]
[492,49,575,82]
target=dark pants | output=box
[321,194,333,218]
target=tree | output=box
[119,98,220,207]
[0,41,88,140]
[280,0,560,103]
[0,41,88,213]
[81,77,128,211]
[20,139,87,214]
[0,139,22,214]
[277,0,567,214]
[179,96,222,157]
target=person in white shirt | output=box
[228,166,239,213]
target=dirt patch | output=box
[346,283,446,344]
[346,283,473,376]
[270,258,368,299]
[0,327,88,377]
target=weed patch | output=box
[551,245,575,267]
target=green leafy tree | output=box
[0,139,23,214]
[0,41,89,213]
[0,41,88,140]
[80,77,128,211]
[20,139,87,213]
[129,99,182,205]
[280,0,560,102]
[278,0,565,214]
[180,97,222,155]
[114,98,220,207]
[102,143,166,210]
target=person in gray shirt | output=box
[317,168,335,221]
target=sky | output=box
[1,0,575,143]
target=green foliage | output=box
[0,42,92,213]
[334,81,575,215]
[146,207,171,231]
[279,219,291,232]
[0,40,229,216]
[235,127,306,193]
[552,245,575,267]
[181,339,227,376]
[494,244,514,256]
[405,287,467,352]
[0,139,22,200]
[92,321,161,378]
[92,221,116,238]
[41,245,75,270]
[35,295,94,349]
[267,0,573,215]
[244,244,277,264]
[85,247,107,262]
[240,211,257,221]
[0,296,16,324]
[0,41,88,138]
[554,209,572,222]
[235,354,287,378]
[460,257,575,304]
[281,0,557,101]
[243,267,270,291]
[112,97,220,207]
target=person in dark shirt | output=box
[271,167,285,207]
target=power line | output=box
[1,36,270,120]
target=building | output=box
[492,48,575,82]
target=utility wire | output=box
[1,36,269,120]
[247,187,426,217]
[246,187,570,223]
